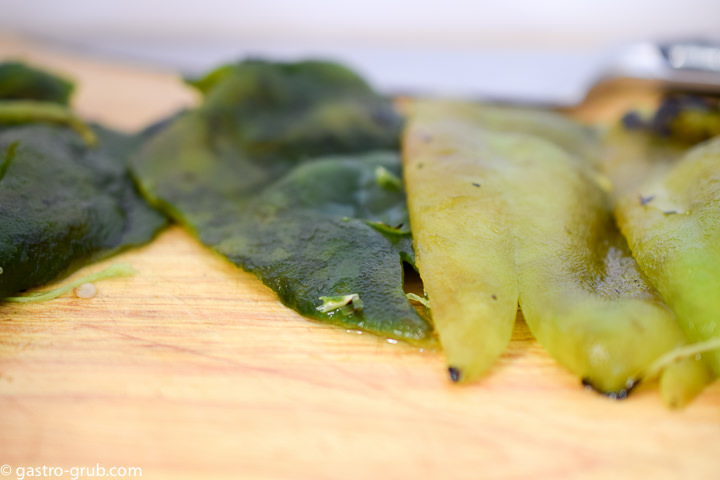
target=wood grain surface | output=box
[1,35,719,480]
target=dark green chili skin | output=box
[0,62,167,299]
[132,60,434,343]
[0,125,166,298]
[0,61,74,105]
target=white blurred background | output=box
[2,0,718,50]
[2,0,719,103]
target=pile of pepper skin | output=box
[1,60,718,409]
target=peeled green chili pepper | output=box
[604,114,720,377]
[132,60,434,343]
[507,129,704,398]
[404,100,707,401]
[404,102,519,382]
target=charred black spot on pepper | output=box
[448,366,461,383]
[644,94,720,143]
[371,108,399,128]
[621,111,646,130]
[639,195,655,206]
[652,98,682,138]
[581,377,637,400]
[609,390,627,400]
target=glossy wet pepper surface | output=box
[403,100,705,396]
[604,102,720,376]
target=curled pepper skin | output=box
[0,100,97,146]
[404,100,701,397]
[0,61,73,105]
[0,62,95,146]
[132,60,434,344]
[0,125,167,299]
[0,63,166,300]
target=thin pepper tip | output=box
[581,377,638,400]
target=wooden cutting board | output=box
[1,35,719,480]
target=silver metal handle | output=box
[602,38,720,93]
[661,40,720,73]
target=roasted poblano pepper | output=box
[132,60,434,343]
[604,97,720,378]
[404,100,707,401]
[0,63,166,299]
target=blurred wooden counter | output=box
[1,35,719,480]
